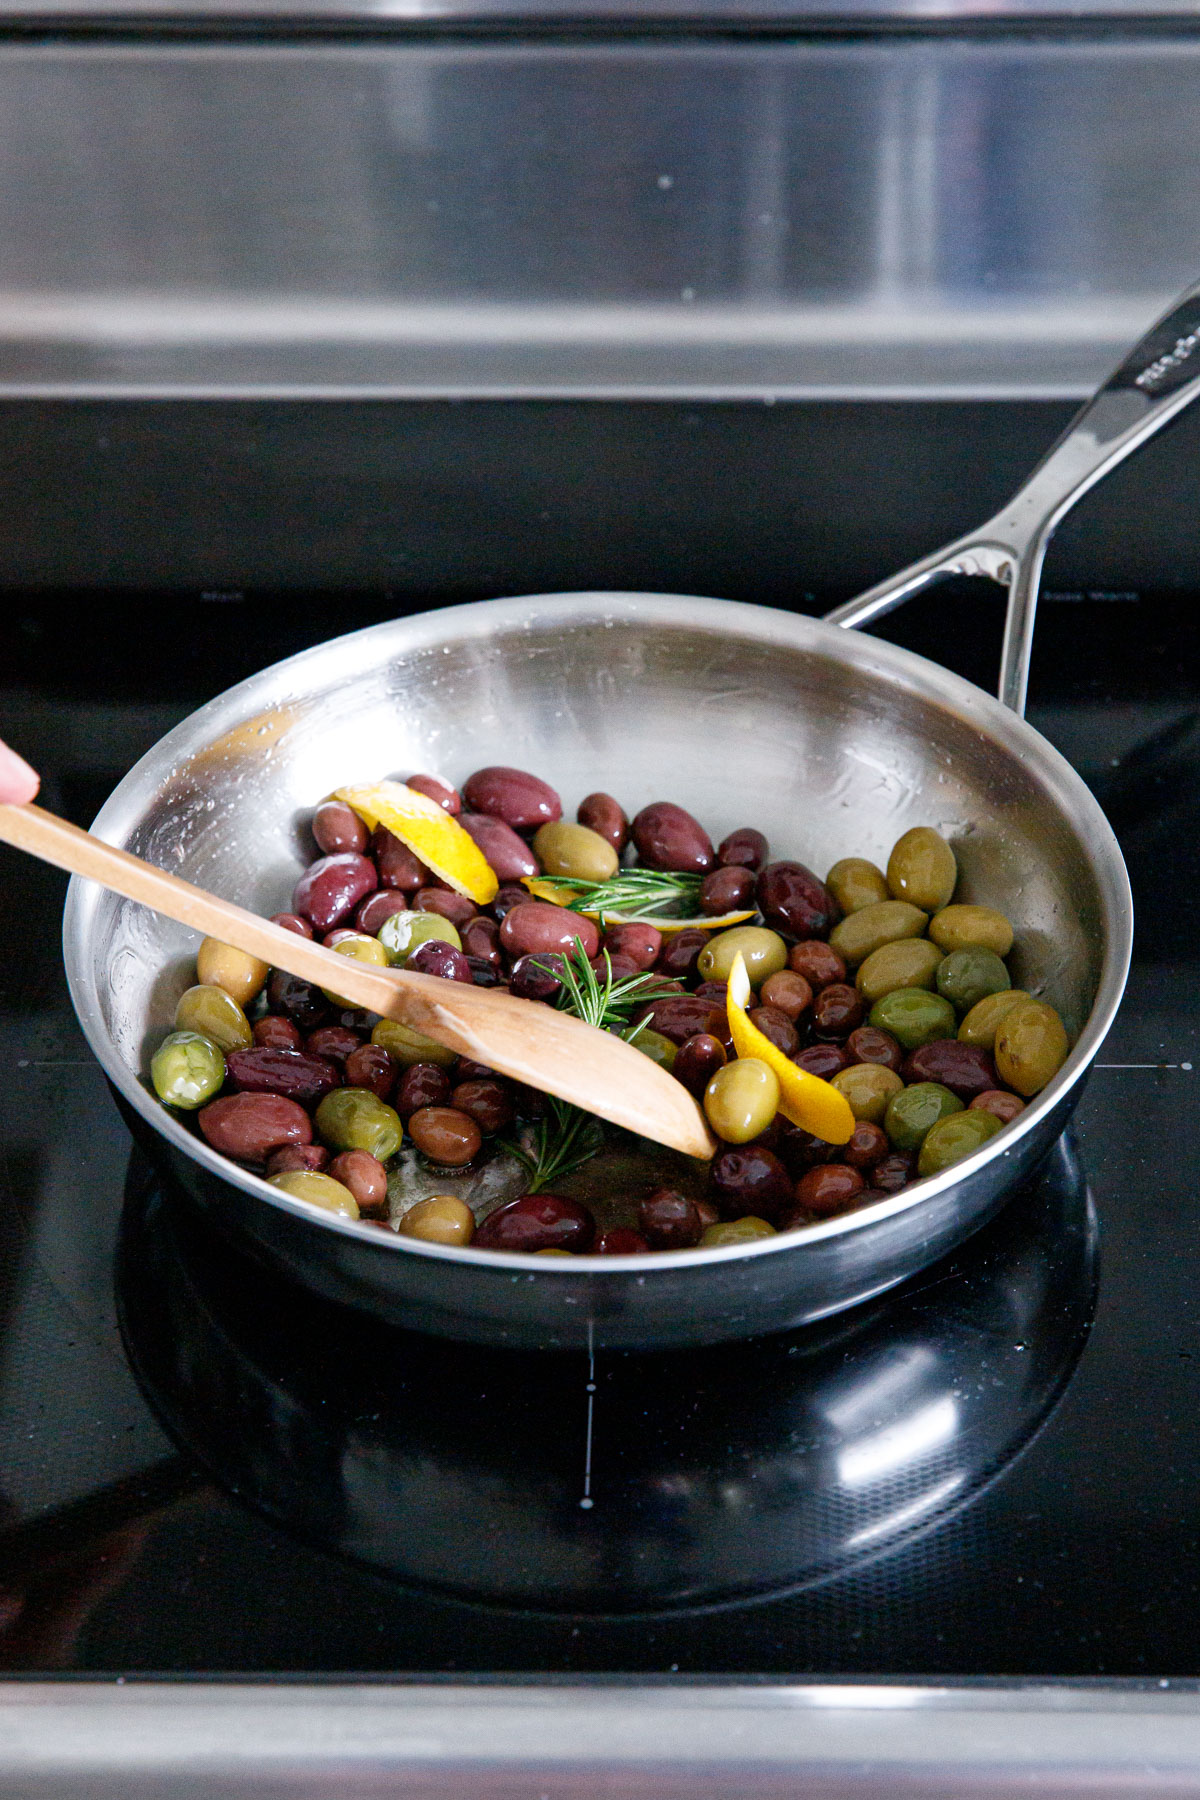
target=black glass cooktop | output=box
[1,584,1198,1676]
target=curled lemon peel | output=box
[335,780,498,905]
[726,951,855,1145]
[521,877,753,934]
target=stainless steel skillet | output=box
[64,282,1200,1350]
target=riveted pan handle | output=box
[825,278,1200,717]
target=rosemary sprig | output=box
[499,941,673,1191]
[528,868,703,921]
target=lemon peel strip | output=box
[335,780,499,905]
[520,876,753,933]
[726,951,855,1145]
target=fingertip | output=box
[0,742,40,805]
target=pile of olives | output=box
[148,765,1070,1257]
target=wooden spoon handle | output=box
[0,802,716,1160]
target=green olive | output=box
[315,1088,404,1160]
[703,1057,780,1143]
[886,827,958,911]
[958,988,1031,1050]
[633,1027,677,1071]
[150,1029,226,1109]
[935,947,1011,1015]
[697,926,788,988]
[917,1108,1002,1177]
[267,1169,360,1218]
[196,937,269,1008]
[855,938,944,1005]
[531,820,619,883]
[928,904,1014,957]
[398,1194,475,1245]
[174,983,253,1053]
[378,910,462,965]
[884,1081,964,1153]
[868,988,957,1050]
[829,1061,903,1124]
[700,1217,776,1247]
[826,857,889,915]
[828,901,928,969]
[994,998,1069,1097]
[372,1018,457,1069]
[321,932,391,1005]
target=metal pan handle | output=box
[825,278,1200,716]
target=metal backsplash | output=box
[0,34,1198,399]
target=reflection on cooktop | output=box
[117,1137,1096,1614]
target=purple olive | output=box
[474,1192,595,1253]
[312,800,369,857]
[577,792,629,852]
[710,1145,794,1223]
[655,928,710,982]
[406,773,461,815]
[900,1039,999,1100]
[461,915,502,965]
[509,952,566,1002]
[463,766,562,832]
[500,901,600,962]
[673,1032,727,1096]
[407,940,473,984]
[355,890,409,935]
[266,970,328,1032]
[717,827,768,871]
[596,1227,650,1254]
[699,865,756,914]
[303,1026,363,1064]
[635,994,724,1046]
[792,1042,852,1081]
[638,1187,702,1249]
[757,862,839,941]
[460,814,540,881]
[372,826,426,893]
[811,983,865,1041]
[631,802,715,874]
[233,1084,340,1154]
[394,1063,452,1118]
[343,1044,395,1100]
[293,853,378,935]
[603,922,662,971]
[413,887,478,929]
[747,1004,799,1058]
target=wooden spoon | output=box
[0,802,716,1161]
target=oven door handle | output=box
[825,276,1200,718]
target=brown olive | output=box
[841,1119,890,1171]
[328,1150,389,1216]
[414,888,478,930]
[304,1025,363,1064]
[226,1047,340,1107]
[355,890,409,936]
[657,929,712,982]
[901,1039,998,1101]
[758,970,813,1021]
[873,1152,914,1192]
[710,1144,794,1221]
[673,1033,727,1096]
[637,994,724,1046]
[344,1043,396,1100]
[254,1016,302,1051]
[312,799,369,857]
[450,1079,514,1135]
[787,941,847,990]
[407,1106,482,1166]
[717,827,768,871]
[845,1026,904,1072]
[460,814,540,881]
[699,866,756,915]
[266,971,327,1031]
[811,983,864,1041]
[747,1005,799,1058]
[199,1092,312,1163]
[266,1144,329,1176]
[596,1228,651,1254]
[638,1188,703,1249]
[577,791,629,852]
[793,1043,852,1081]
[793,1163,866,1218]
[970,1089,1026,1124]
[395,1063,453,1117]
[270,912,314,939]
[757,862,838,940]
[461,915,503,965]
[500,901,600,962]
